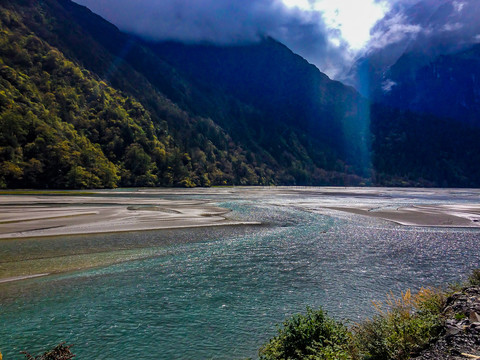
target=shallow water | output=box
[1,188,480,359]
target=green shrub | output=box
[259,307,352,360]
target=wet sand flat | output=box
[323,204,480,227]
[273,187,480,227]
[1,187,480,284]
[0,193,257,239]
[1,188,480,240]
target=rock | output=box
[411,286,480,360]
[470,312,480,323]
[445,325,462,336]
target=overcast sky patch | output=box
[73,0,480,80]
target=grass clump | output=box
[259,307,353,360]
[353,288,445,360]
[468,269,480,286]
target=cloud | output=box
[366,0,480,53]
[381,79,397,92]
[73,0,392,79]
[452,1,466,13]
[76,0,286,44]
[368,13,422,50]
[442,23,463,32]
[343,0,480,93]
[74,0,350,77]
[73,0,480,81]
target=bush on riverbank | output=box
[259,307,352,360]
[468,269,480,286]
[260,286,448,360]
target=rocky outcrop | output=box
[413,286,480,359]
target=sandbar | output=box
[1,187,480,285]
[323,204,480,227]
[0,273,50,284]
[0,193,258,240]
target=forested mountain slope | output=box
[151,39,371,176]
[0,0,371,189]
[375,44,480,126]
[0,0,269,188]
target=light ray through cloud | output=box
[281,0,390,50]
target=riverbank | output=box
[280,187,480,228]
[324,204,480,227]
[260,271,480,360]
[0,190,264,284]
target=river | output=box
[1,187,480,359]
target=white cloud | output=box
[74,0,480,81]
[368,13,423,50]
[453,1,466,12]
[381,79,397,92]
[443,22,463,32]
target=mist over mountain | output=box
[72,0,352,79]
[347,0,480,98]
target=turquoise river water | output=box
[1,188,480,359]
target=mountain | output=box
[370,104,480,187]
[1,0,480,189]
[336,0,480,187]
[61,0,373,183]
[348,0,480,125]
[0,0,371,188]
[375,43,480,125]
[348,0,480,99]
[150,39,371,175]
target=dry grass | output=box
[352,287,445,360]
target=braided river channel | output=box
[1,187,480,359]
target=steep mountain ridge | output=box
[152,39,369,162]
[377,43,480,125]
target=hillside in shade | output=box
[375,44,480,126]
[348,0,480,127]
[1,0,480,188]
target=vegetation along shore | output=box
[258,270,480,360]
